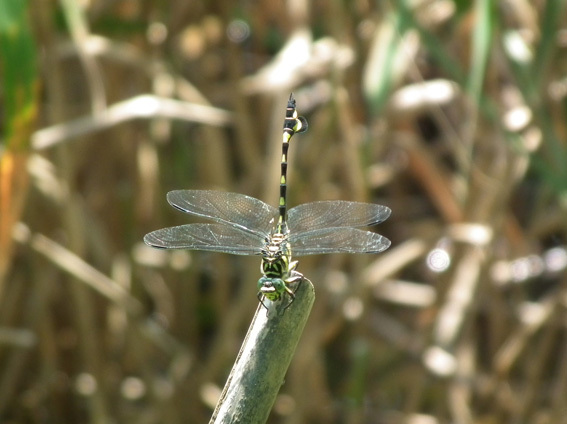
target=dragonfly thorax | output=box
[261,232,291,279]
[258,231,302,306]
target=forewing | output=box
[167,190,278,237]
[287,201,391,234]
[144,223,265,255]
[290,227,391,256]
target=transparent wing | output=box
[290,227,391,256]
[144,223,265,255]
[287,201,391,234]
[167,190,278,238]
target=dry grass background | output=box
[1,1,567,423]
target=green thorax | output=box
[261,229,292,280]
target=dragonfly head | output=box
[257,276,286,301]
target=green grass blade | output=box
[0,0,39,150]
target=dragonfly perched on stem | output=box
[144,94,391,310]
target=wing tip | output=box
[371,236,391,253]
[373,205,392,224]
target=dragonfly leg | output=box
[287,269,303,285]
[291,273,304,294]
[282,286,295,311]
[257,292,270,312]
[289,260,299,273]
[282,271,304,310]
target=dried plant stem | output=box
[210,279,315,424]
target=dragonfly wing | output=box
[290,227,391,256]
[287,201,391,233]
[144,223,265,255]
[167,190,278,237]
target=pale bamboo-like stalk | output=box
[210,279,315,424]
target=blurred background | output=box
[2,0,567,423]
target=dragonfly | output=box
[144,94,391,309]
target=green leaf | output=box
[0,0,39,151]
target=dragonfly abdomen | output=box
[277,94,307,233]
